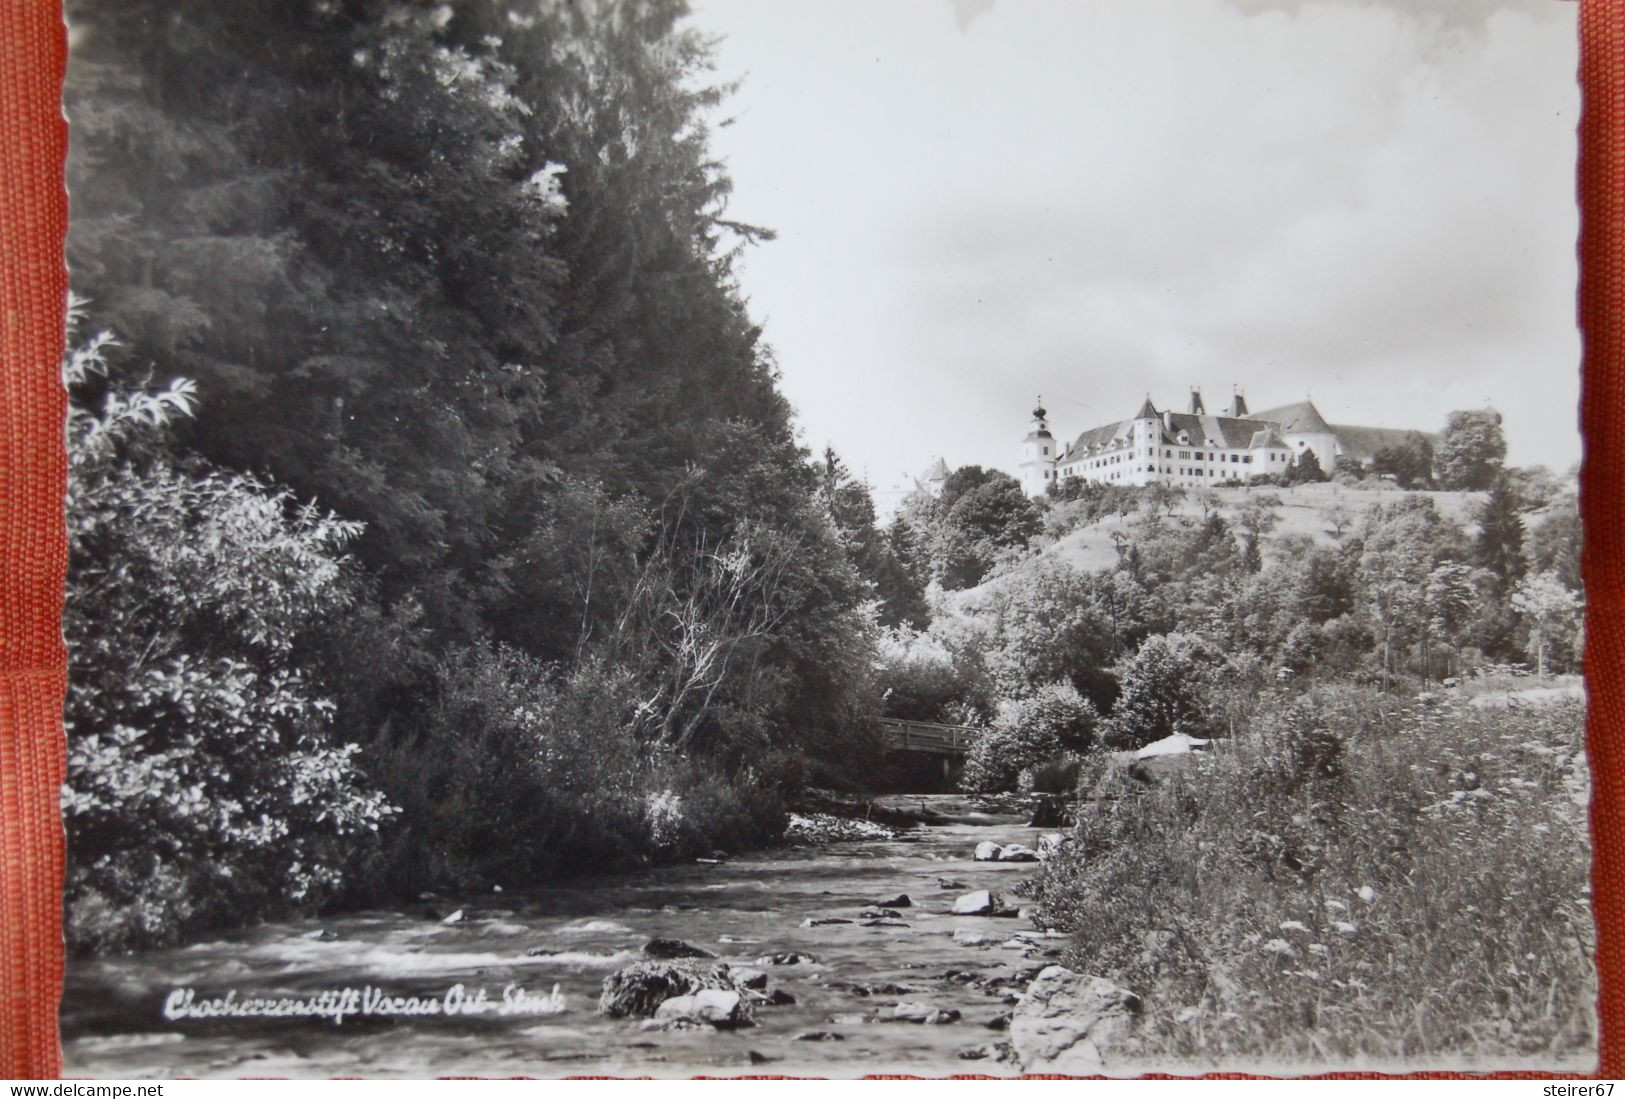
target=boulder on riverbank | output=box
[785,812,898,844]
[1037,833,1070,860]
[1009,966,1143,1074]
[599,960,740,1018]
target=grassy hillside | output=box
[1042,482,1486,573]
[934,479,1575,615]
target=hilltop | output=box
[932,479,1575,612]
[1043,482,1484,572]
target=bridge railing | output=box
[876,718,982,755]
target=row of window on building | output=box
[1063,450,1294,478]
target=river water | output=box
[61,795,1064,1078]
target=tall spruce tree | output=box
[1475,474,1528,593]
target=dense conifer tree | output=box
[1475,474,1529,593]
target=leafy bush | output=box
[1025,756,1083,795]
[873,626,977,721]
[1100,632,1227,749]
[1031,685,1594,1065]
[965,555,1152,712]
[64,310,392,952]
[364,645,787,893]
[961,681,1098,793]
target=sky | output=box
[690,0,1581,512]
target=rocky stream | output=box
[61,794,1106,1078]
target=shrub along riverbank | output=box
[1029,687,1593,1065]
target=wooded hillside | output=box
[63,0,909,951]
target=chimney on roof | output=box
[1189,388,1205,415]
[1230,387,1248,418]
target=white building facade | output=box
[1021,389,1421,496]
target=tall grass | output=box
[1032,685,1594,1067]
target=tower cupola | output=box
[1018,395,1057,498]
[1023,397,1053,442]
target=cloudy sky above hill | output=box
[694,0,1580,508]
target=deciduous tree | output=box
[1511,571,1583,678]
[1436,409,1507,490]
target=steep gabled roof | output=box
[1134,396,1158,420]
[1329,424,1435,463]
[1158,411,1282,449]
[1251,400,1334,435]
[1062,418,1135,460]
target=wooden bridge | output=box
[877,718,981,758]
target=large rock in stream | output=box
[1008,966,1144,1074]
[599,960,743,1019]
[756,951,818,965]
[972,841,1042,863]
[653,989,752,1029]
[951,890,1017,917]
[892,1002,961,1025]
[642,938,716,960]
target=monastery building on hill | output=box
[1016,388,1429,498]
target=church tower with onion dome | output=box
[1017,399,1057,498]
